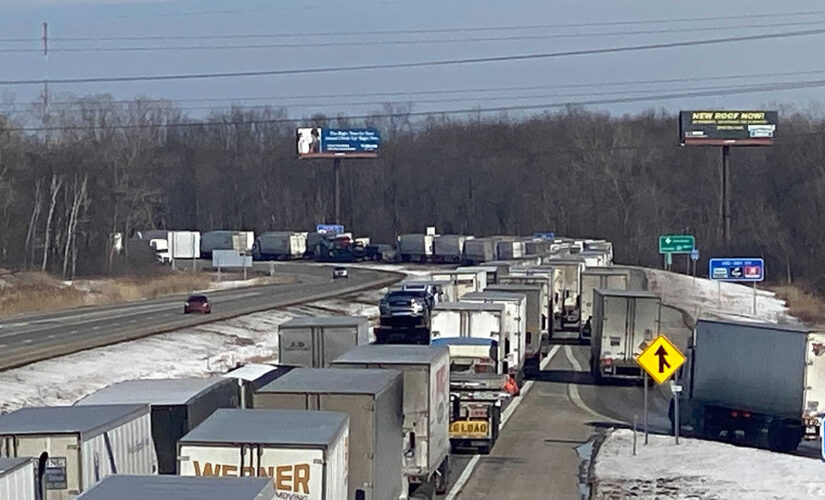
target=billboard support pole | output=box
[333,157,342,225]
[721,146,731,245]
[753,281,757,316]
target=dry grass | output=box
[770,284,825,328]
[0,271,211,317]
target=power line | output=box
[6,78,825,132]
[1,28,824,87]
[3,9,825,43]
[0,20,815,53]
[6,68,825,108]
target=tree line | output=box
[0,96,823,292]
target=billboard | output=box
[297,128,381,158]
[679,111,778,146]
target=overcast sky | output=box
[1,0,824,121]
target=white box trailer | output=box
[462,238,496,265]
[331,345,452,497]
[590,290,662,382]
[79,475,279,500]
[168,231,201,259]
[278,316,371,368]
[254,368,404,500]
[398,234,434,262]
[0,405,157,499]
[433,235,471,263]
[456,265,499,285]
[76,377,239,475]
[461,292,528,383]
[253,231,308,260]
[498,274,552,358]
[536,259,586,332]
[0,457,35,500]
[178,409,348,500]
[430,270,486,298]
[579,250,611,268]
[580,268,631,339]
[486,284,544,365]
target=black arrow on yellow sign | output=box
[655,345,670,373]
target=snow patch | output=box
[593,429,825,499]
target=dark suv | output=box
[184,294,211,314]
[379,290,433,328]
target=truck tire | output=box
[434,456,450,495]
[768,422,803,452]
[410,483,435,500]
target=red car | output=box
[184,294,211,314]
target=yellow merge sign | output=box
[636,334,686,384]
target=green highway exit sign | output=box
[659,235,695,254]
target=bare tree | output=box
[41,173,63,272]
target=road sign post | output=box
[636,334,687,445]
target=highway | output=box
[0,264,402,371]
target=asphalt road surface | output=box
[0,263,401,371]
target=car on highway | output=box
[332,266,348,279]
[379,290,433,327]
[183,294,211,314]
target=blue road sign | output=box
[533,232,555,240]
[316,224,344,234]
[709,258,764,282]
[821,419,825,462]
[690,249,700,261]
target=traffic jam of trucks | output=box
[3,229,823,499]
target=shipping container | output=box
[580,268,631,339]
[253,232,308,260]
[76,377,239,474]
[79,475,278,500]
[178,409,348,500]
[0,457,35,500]
[200,230,255,258]
[461,291,528,382]
[222,364,295,409]
[429,270,486,299]
[168,231,201,259]
[486,284,544,364]
[254,368,404,500]
[331,345,451,496]
[674,319,825,451]
[398,234,435,262]
[462,238,496,265]
[590,289,661,382]
[433,235,471,263]
[278,316,371,368]
[0,405,157,500]
[431,302,508,372]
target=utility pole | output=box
[721,145,731,244]
[42,22,49,146]
[333,158,342,225]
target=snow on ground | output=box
[645,268,800,326]
[592,429,825,499]
[0,291,380,414]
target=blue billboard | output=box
[297,128,381,158]
[708,258,764,282]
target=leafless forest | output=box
[0,97,823,290]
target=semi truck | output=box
[580,268,632,340]
[498,274,552,357]
[252,232,307,260]
[278,316,371,368]
[430,302,508,374]
[541,259,585,333]
[253,368,404,500]
[398,234,435,262]
[589,289,662,382]
[496,239,525,260]
[430,269,487,298]
[433,235,471,263]
[0,458,35,500]
[75,377,239,475]
[200,230,254,259]
[462,238,497,265]
[671,319,825,452]
[486,283,545,369]
[331,345,452,498]
[0,405,157,500]
[178,409,348,500]
[80,475,281,500]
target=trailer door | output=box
[16,435,81,498]
[804,332,825,420]
[630,298,660,361]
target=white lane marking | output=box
[47,334,55,339]
[22,339,32,344]
[0,344,5,348]
[563,345,620,422]
[129,319,138,323]
[445,346,560,500]
[92,326,100,331]
[69,330,78,334]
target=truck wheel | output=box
[768,422,802,452]
[434,456,450,495]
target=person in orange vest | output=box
[502,370,520,397]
